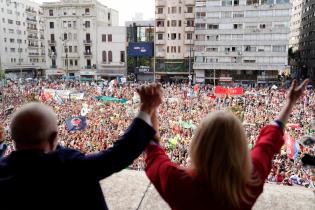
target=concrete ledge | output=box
[101,170,315,210]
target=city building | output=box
[41,0,119,79]
[194,0,291,84]
[126,19,154,81]
[97,26,127,79]
[155,0,195,82]
[0,0,45,79]
[290,0,315,82]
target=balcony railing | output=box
[84,52,92,56]
[51,65,57,69]
[26,8,37,14]
[26,18,37,22]
[27,36,38,39]
[28,45,39,48]
[48,52,57,57]
[48,40,56,45]
[85,65,92,69]
[83,40,92,44]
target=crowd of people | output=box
[0,79,314,188]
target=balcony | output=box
[156,27,165,33]
[184,12,195,19]
[83,40,92,45]
[29,53,40,57]
[156,14,166,19]
[51,65,57,69]
[26,8,37,14]
[184,39,193,45]
[48,40,56,45]
[27,36,38,40]
[85,65,92,69]
[28,45,39,48]
[156,39,165,45]
[27,27,37,31]
[185,0,195,5]
[185,26,195,32]
[26,18,37,22]
[48,52,57,57]
[84,52,92,57]
[156,0,166,6]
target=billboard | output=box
[128,42,153,57]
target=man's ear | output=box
[48,131,58,151]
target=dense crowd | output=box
[0,79,314,188]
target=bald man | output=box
[0,84,162,210]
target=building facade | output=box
[0,0,45,79]
[155,0,195,82]
[97,26,127,79]
[290,0,315,82]
[41,0,119,79]
[194,0,291,84]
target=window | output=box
[157,21,164,27]
[178,46,181,53]
[120,51,125,63]
[222,0,232,6]
[171,7,176,14]
[10,48,15,52]
[234,0,239,6]
[10,38,14,43]
[171,33,177,40]
[8,19,13,24]
[69,46,72,53]
[85,21,90,28]
[246,0,259,5]
[208,24,219,30]
[108,51,113,62]
[7,9,13,14]
[108,34,112,42]
[187,7,193,13]
[171,20,177,27]
[157,8,163,14]
[233,24,243,29]
[74,46,78,53]
[16,21,21,25]
[178,20,182,27]
[75,60,78,66]
[85,8,90,14]
[158,34,164,40]
[187,33,193,40]
[102,34,106,42]
[9,29,14,34]
[259,24,266,29]
[272,45,286,52]
[49,9,53,16]
[64,33,67,40]
[108,13,111,21]
[49,22,54,29]
[102,51,107,63]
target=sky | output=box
[32,0,155,26]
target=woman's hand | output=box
[288,79,309,105]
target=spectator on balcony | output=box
[0,84,162,210]
[145,80,308,210]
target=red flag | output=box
[284,132,295,159]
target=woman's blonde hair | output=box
[190,111,255,208]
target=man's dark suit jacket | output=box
[0,118,155,210]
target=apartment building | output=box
[155,0,195,81]
[97,27,127,79]
[290,0,315,82]
[41,0,120,79]
[194,0,291,84]
[0,0,45,79]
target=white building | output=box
[155,0,195,81]
[194,0,291,84]
[96,27,127,78]
[41,0,120,79]
[289,0,315,82]
[0,0,45,79]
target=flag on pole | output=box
[65,117,87,131]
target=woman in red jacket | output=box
[145,80,308,210]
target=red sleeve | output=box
[144,144,188,204]
[250,125,284,183]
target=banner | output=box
[178,120,196,129]
[53,92,64,104]
[284,132,300,160]
[214,86,244,95]
[70,93,84,100]
[96,96,127,104]
[65,117,87,131]
[42,89,71,101]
